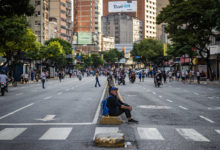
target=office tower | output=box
[102,14,142,44]
[49,0,72,43]
[103,0,157,39]
[156,0,169,42]
[73,0,102,53]
[28,0,49,44]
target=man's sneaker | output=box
[128,119,139,123]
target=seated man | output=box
[107,86,138,123]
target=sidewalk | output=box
[8,77,59,87]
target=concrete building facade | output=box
[103,0,156,39]
[73,0,102,53]
[102,35,115,51]
[156,0,169,42]
[28,0,49,44]
[49,0,72,43]
[102,14,142,44]
[48,17,58,39]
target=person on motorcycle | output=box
[154,70,162,87]
[0,71,8,92]
[130,71,136,83]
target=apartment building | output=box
[156,0,169,41]
[102,14,142,44]
[103,0,157,39]
[73,0,102,53]
[49,0,72,43]
[28,0,49,44]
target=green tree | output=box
[157,0,220,79]
[91,54,103,67]
[131,39,163,66]
[103,49,124,64]
[0,0,35,17]
[40,41,64,65]
[82,55,93,67]
[45,38,72,55]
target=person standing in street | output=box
[197,70,200,84]
[58,71,62,82]
[41,71,46,89]
[95,71,101,87]
[163,71,167,83]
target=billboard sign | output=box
[78,32,92,45]
[108,1,137,13]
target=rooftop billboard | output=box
[108,1,137,13]
[78,32,92,45]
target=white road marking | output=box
[0,122,93,126]
[0,128,27,140]
[193,92,199,95]
[215,130,220,134]
[57,92,62,95]
[39,128,72,140]
[159,95,162,98]
[179,106,188,110]
[137,105,171,109]
[200,116,215,123]
[166,99,173,102]
[93,127,119,140]
[65,89,70,91]
[176,128,210,142]
[208,107,220,110]
[152,92,156,95]
[127,95,136,97]
[0,103,34,120]
[137,127,164,140]
[16,93,23,96]
[36,115,56,122]
[92,83,107,124]
[44,96,52,100]
[208,97,214,99]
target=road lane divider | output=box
[199,116,215,123]
[166,99,173,103]
[179,106,188,110]
[16,93,24,96]
[0,103,34,120]
[137,127,164,140]
[43,96,52,100]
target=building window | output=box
[61,2,66,7]
[61,10,66,14]
[35,0,40,6]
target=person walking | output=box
[197,70,200,84]
[138,71,142,82]
[163,71,167,83]
[58,71,62,82]
[41,71,46,89]
[141,70,145,82]
[95,72,101,87]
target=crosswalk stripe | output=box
[0,128,27,140]
[39,128,72,140]
[215,130,220,134]
[137,127,164,140]
[176,128,210,142]
[93,127,119,140]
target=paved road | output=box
[117,77,220,150]
[0,76,220,150]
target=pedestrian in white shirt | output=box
[41,71,46,89]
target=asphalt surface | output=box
[0,76,220,150]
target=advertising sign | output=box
[108,1,137,13]
[78,32,92,45]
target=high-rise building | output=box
[73,0,102,53]
[103,0,157,39]
[28,0,49,44]
[156,0,169,42]
[49,0,72,43]
[102,14,142,44]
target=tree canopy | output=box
[0,0,35,17]
[103,49,124,64]
[157,0,220,79]
[131,39,163,66]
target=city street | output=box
[0,76,220,150]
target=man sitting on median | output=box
[107,86,138,123]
